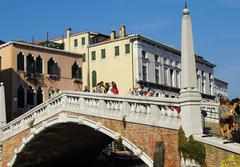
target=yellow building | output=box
[51,25,217,97]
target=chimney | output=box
[66,28,72,51]
[120,25,126,38]
[67,28,72,38]
[110,30,116,40]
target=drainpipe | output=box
[87,32,90,90]
[130,38,135,89]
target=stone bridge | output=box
[1,91,186,167]
[1,91,239,167]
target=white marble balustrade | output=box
[201,101,219,124]
[1,91,182,141]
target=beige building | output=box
[0,41,82,121]
[51,26,219,99]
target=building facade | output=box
[51,26,225,99]
[214,77,228,98]
[0,41,82,122]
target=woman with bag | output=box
[219,98,231,143]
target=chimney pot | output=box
[110,30,116,40]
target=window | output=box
[202,81,205,93]
[82,53,86,62]
[176,71,180,88]
[37,87,43,105]
[170,69,174,87]
[176,62,180,68]
[82,37,85,45]
[164,67,168,85]
[115,46,119,56]
[125,44,130,54]
[92,71,97,87]
[91,51,96,60]
[101,49,106,58]
[72,61,82,80]
[17,52,24,71]
[17,85,25,108]
[170,60,173,66]
[48,57,58,76]
[36,56,43,74]
[142,50,146,59]
[26,54,35,77]
[74,39,78,47]
[27,86,34,105]
[209,73,212,80]
[163,58,167,64]
[154,55,159,62]
[142,65,147,81]
[155,69,159,84]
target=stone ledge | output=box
[194,134,240,154]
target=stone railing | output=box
[1,91,181,141]
[200,101,219,123]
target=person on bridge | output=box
[230,98,240,143]
[219,97,231,143]
[110,81,119,94]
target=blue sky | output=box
[1,0,240,98]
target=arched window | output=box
[26,54,35,77]
[36,56,43,74]
[17,52,24,71]
[17,85,25,108]
[72,61,82,80]
[48,57,58,76]
[37,87,43,105]
[92,71,97,87]
[27,86,34,105]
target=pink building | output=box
[0,41,83,122]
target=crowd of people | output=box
[84,81,119,94]
[85,82,156,97]
[127,85,155,97]
[219,97,240,144]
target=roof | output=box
[0,40,5,45]
[214,77,228,85]
[88,33,216,68]
[50,31,109,42]
[0,41,82,57]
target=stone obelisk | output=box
[180,5,203,136]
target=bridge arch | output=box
[7,113,153,167]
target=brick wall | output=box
[2,129,30,167]
[205,144,240,167]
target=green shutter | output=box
[101,49,106,58]
[92,51,96,60]
[82,53,86,62]
[92,71,97,87]
[115,46,119,56]
[125,44,130,54]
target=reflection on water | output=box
[87,156,148,167]
[85,154,147,167]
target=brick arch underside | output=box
[8,115,154,167]
[13,123,114,167]
[4,113,180,167]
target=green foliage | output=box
[178,127,206,166]
[28,118,35,128]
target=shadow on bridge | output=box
[14,123,114,167]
